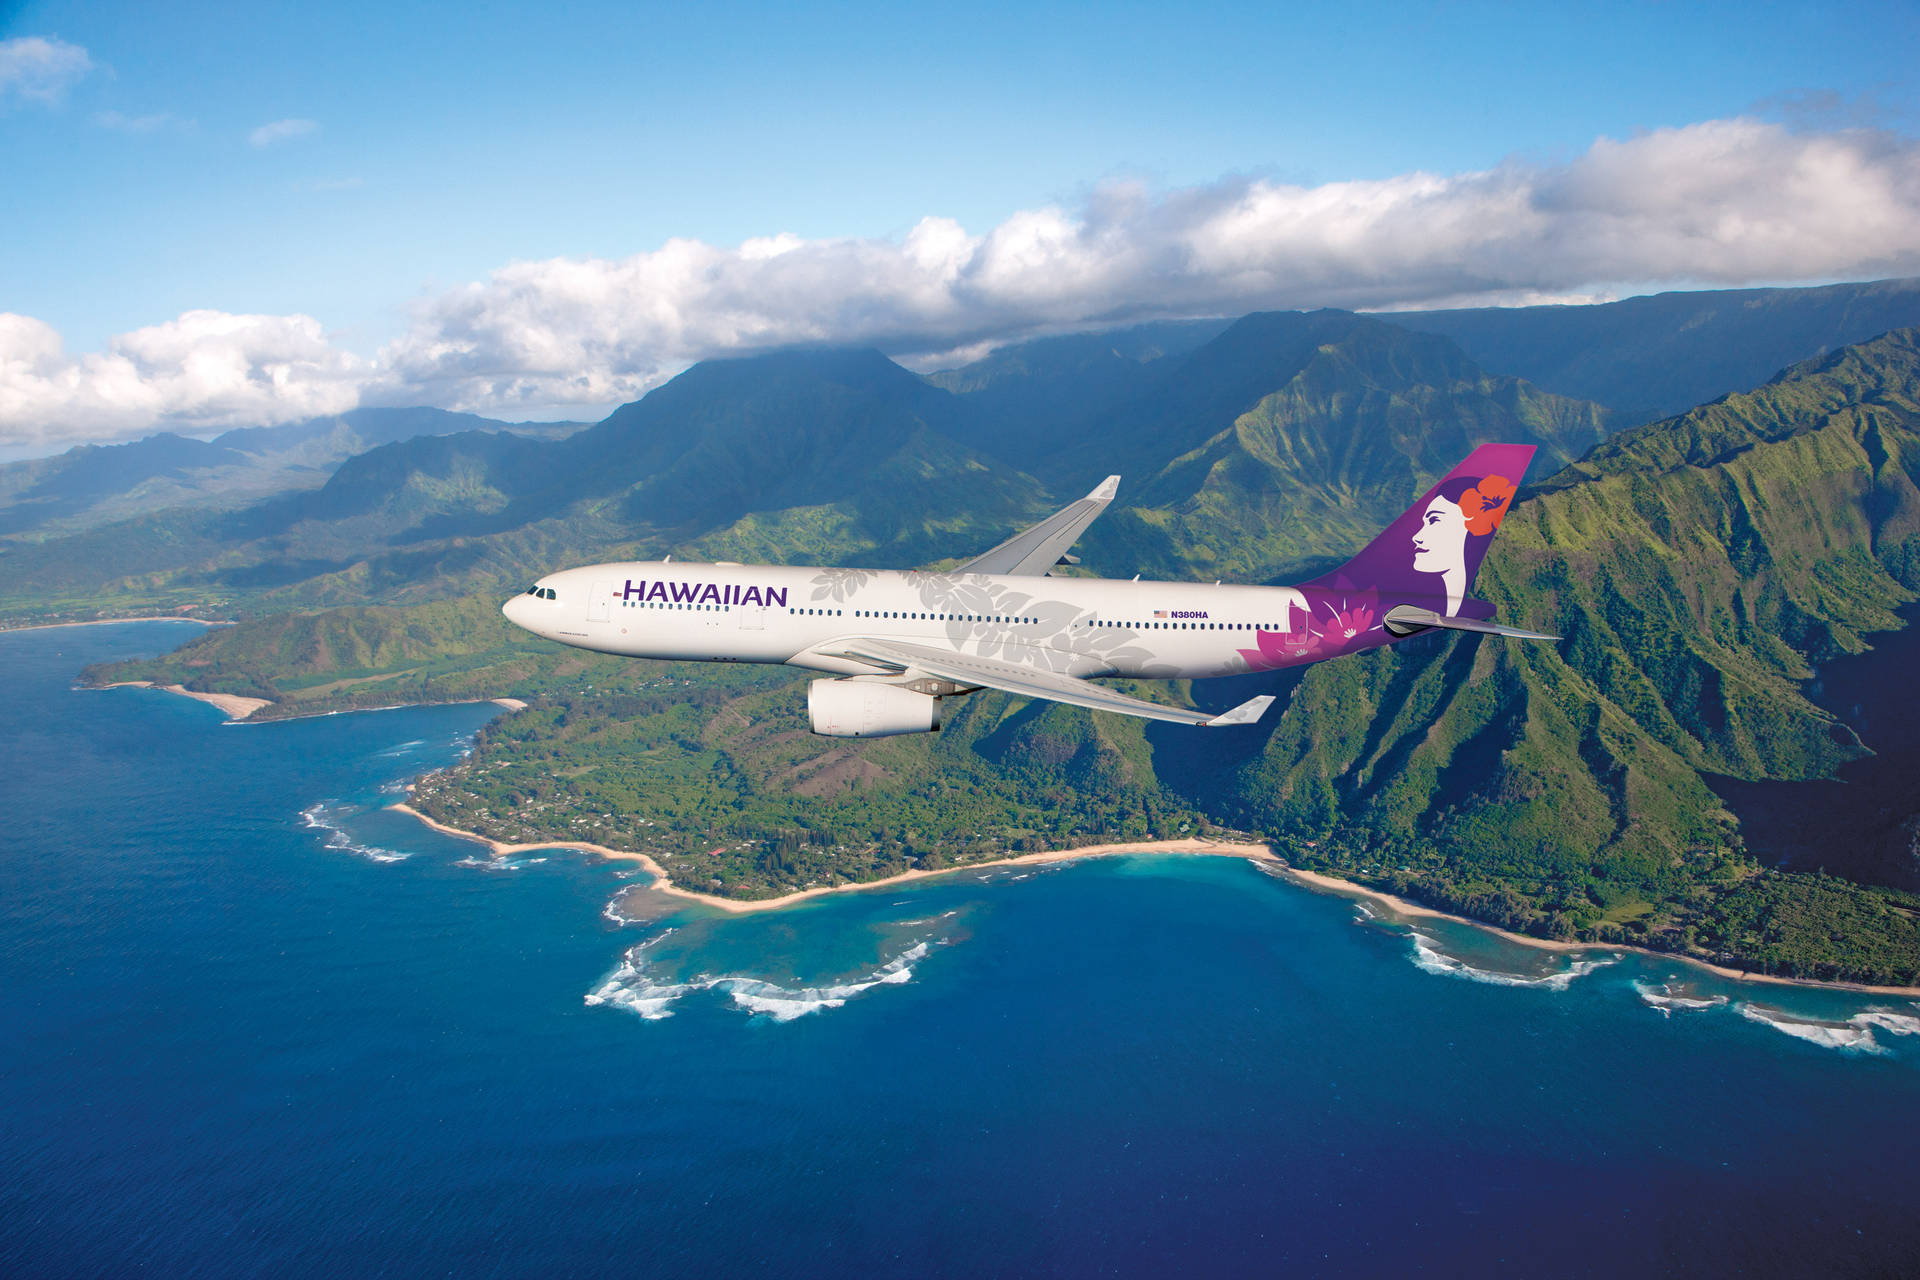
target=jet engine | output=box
[807,679,944,738]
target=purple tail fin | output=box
[1306,443,1535,619]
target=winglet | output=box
[1202,694,1275,727]
[957,474,1124,577]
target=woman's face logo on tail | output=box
[1412,495,1469,576]
[1408,474,1514,616]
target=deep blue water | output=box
[5,622,1920,1278]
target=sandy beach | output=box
[2,615,225,634]
[95,684,527,724]
[1276,866,1920,998]
[97,680,271,721]
[387,802,1920,995]
[388,801,1276,914]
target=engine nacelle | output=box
[807,679,943,738]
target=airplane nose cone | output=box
[502,593,532,631]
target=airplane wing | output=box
[955,475,1120,577]
[822,636,1275,728]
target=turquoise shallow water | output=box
[4,622,1919,1278]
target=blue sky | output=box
[4,0,1919,448]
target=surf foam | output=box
[1408,931,1619,990]
[1854,1009,1920,1038]
[1631,979,1729,1017]
[603,897,649,927]
[585,937,936,1023]
[300,803,409,863]
[1735,1003,1888,1054]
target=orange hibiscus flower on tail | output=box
[1458,475,1516,536]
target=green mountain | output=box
[1225,329,1920,980]
[0,408,584,538]
[922,320,1229,466]
[0,351,1076,630]
[1,322,1610,624]
[1386,277,1920,423]
[1070,314,1615,582]
[928,278,1920,436]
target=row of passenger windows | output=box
[782,607,1279,631]
[602,598,1280,630]
[1081,621,1279,631]
[609,599,1280,630]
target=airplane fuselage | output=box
[500,443,1543,733]
[503,559,1377,681]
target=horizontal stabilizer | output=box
[1382,604,1559,641]
[1202,695,1275,727]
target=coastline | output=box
[1277,866,1920,999]
[388,801,1920,996]
[97,680,271,721]
[388,801,1277,914]
[2,615,224,634]
[94,683,528,724]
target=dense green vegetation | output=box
[410,679,1227,897]
[1075,315,1615,582]
[61,309,1920,984]
[1227,330,1920,983]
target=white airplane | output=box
[501,444,1555,737]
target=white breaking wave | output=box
[584,960,690,1020]
[602,896,649,927]
[1631,979,1729,1018]
[452,855,533,872]
[299,803,409,863]
[1735,1003,1888,1054]
[722,942,929,1021]
[1854,1009,1920,1038]
[1408,931,1620,990]
[585,937,935,1023]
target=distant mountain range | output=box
[1386,277,1920,422]
[0,408,586,538]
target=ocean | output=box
[4,622,1918,1278]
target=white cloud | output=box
[376,117,1920,413]
[248,117,318,148]
[0,311,364,449]
[8,115,1920,445]
[0,36,93,105]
